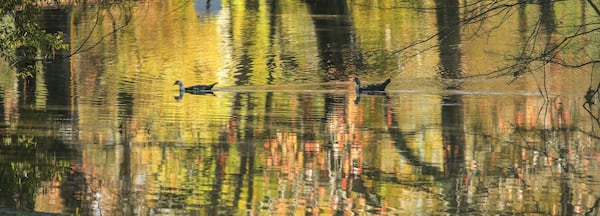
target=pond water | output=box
[2,0,600,215]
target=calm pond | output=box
[2,0,600,215]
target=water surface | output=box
[1,0,600,215]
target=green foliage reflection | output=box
[0,134,74,213]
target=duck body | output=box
[354,76,391,92]
[174,80,218,94]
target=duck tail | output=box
[382,78,391,87]
[209,82,218,88]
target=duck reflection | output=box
[354,91,389,104]
[174,91,215,102]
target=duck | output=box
[173,80,218,94]
[353,76,391,92]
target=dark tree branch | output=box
[586,0,600,16]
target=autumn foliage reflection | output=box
[2,0,600,215]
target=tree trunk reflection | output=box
[436,0,467,213]
[305,0,365,80]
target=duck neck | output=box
[177,82,186,92]
[354,79,362,88]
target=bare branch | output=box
[586,0,600,17]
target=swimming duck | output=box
[353,76,391,92]
[173,80,218,94]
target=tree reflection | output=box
[305,0,366,81]
[5,1,600,215]
[435,0,469,213]
[0,134,78,213]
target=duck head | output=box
[353,76,361,87]
[173,80,183,86]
